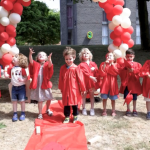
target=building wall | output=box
[76,2,102,45]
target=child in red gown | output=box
[59,47,86,123]
[140,59,150,119]
[99,52,124,117]
[78,48,98,116]
[120,49,142,116]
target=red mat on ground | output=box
[24,100,88,150]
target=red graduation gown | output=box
[29,60,53,89]
[78,61,98,90]
[58,64,86,106]
[99,62,123,96]
[119,61,142,95]
[140,60,150,98]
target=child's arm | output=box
[4,65,10,78]
[139,60,150,77]
[29,48,35,65]
[48,53,53,68]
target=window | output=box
[102,10,108,23]
[123,0,126,8]
[67,5,73,29]
[67,30,72,45]
[136,24,141,44]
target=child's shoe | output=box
[47,109,53,116]
[38,114,43,119]
[112,111,116,117]
[73,116,78,123]
[82,108,87,116]
[132,111,138,117]
[90,109,95,116]
[19,112,26,121]
[126,110,131,116]
[12,113,18,122]
[63,117,70,123]
[146,112,150,120]
[102,110,107,117]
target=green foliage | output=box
[0,123,6,129]
[16,1,60,45]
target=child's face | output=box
[37,52,47,62]
[126,54,135,61]
[12,54,19,66]
[106,53,114,62]
[82,51,90,61]
[65,55,75,66]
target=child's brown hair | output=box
[18,53,28,68]
[63,47,76,58]
[126,49,135,55]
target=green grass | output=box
[0,123,6,129]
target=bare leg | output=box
[146,102,150,112]
[46,100,51,110]
[111,100,115,112]
[20,101,25,112]
[38,101,43,114]
[133,101,136,111]
[103,99,107,112]
[12,101,17,112]
[127,104,130,111]
[89,90,94,109]
[82,93,87,109]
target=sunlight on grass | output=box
[0,123,6,129]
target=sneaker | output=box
[73,116,78,123]
[102,111,107,117]
[47,109,53,116]
[63,117,70,123]
[19,114,26,121]
[38,114,43,119]
[112,112,116,117]
[146,112,150,120]
[82,108,87,116]
[126,110,131,117]
[12,114,18,122]
[90,109,95,116]
[133,111,138,117]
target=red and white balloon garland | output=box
[93,0,134,58]
[0,0,31,66]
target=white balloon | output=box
[11,44,17,48]
[9,47,19,56]
[9,21,17,28]
[94,88,100,95]
[108,22,117,30]
[92,0,99,2]
[121,17,131,28]
[9,13,21,24]
[1,44,11,54]
[112,15,122,26]
[119,43,129,52]
[108,44,118,52]
[0,6,9,18]
[0,49,3,58]
[99,0,107,3]
[23,0,30,2]
[120,8,131,18]
[113,49,122,58]
[0,17,10,26]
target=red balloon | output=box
[121,32,131,42]
[106,12,115,21]
[113,37,122,46]
[0,0,5,6]
[11,2,23,15]
[9,31,16,37]
[0,24,5,32]
[110,31,119,40]
[124,39,134,48]
[2,0,13,11]
[2,53,13,65]
[6,25,16,35]
[108,0,116,4]
[0,32,9,41]
[114,26,123,35]
[8,0,17,3]
[20,0,31,7]
[104,3,113,14]
[114,0,124,6]
[123,26,134,34]
[113,5,123,15]
[98,1,108,9]
[7,37,16,46]
[0,41,5,47]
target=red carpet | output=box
[24,100,88,150]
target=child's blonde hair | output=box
[63,47,76,58]
[105,52,116,61]
[17,53,28,68]
[35,51,48,62]
[79,48,93,62]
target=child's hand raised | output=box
[90,76,97,83]
[29,47,35,55]
[48,53,53,67]
[48,53,52,61]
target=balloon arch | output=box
[0,0,134,66]
[94,0,134,59]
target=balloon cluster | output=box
[93,0,134,58]
[0,0,31,67]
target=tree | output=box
[16,1,60,45]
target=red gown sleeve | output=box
[140,60,150,77]
[133,63,142,75]
[47,64,54,79]
[99,62,107,77]
[58,66,63,92]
